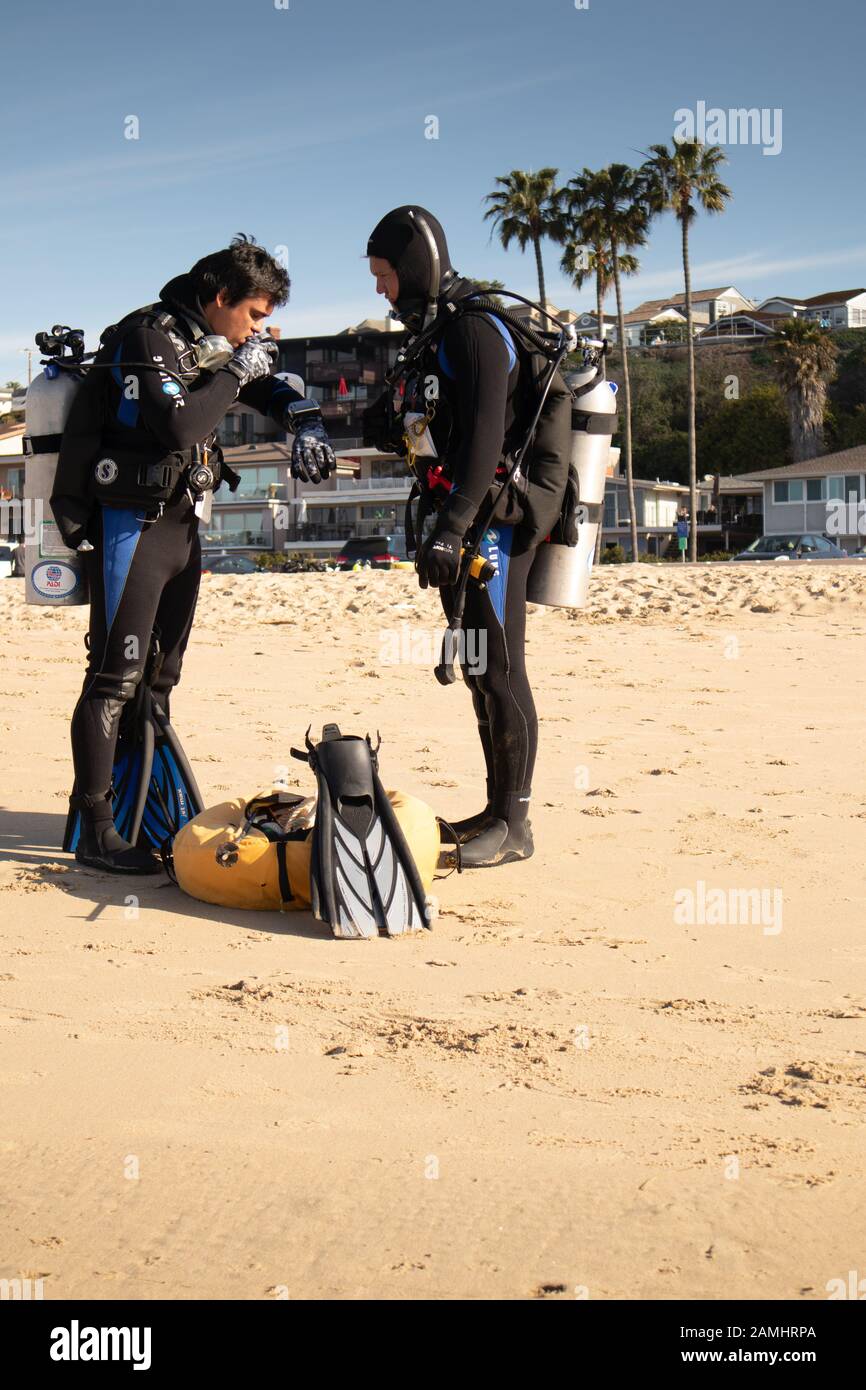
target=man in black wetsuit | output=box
[365,206,568,868]
[51,235,335,873]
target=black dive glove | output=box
[362,388,406,455]
[416,494,478,590]
[283,399,336,484]
[224,333,279,387]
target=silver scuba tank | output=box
[23,366,88,606]
[526,342,618,609]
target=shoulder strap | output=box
[275,840,294,907]
[437,304,518,379]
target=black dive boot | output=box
[455,817,534,867]
[444,793,534,868]
[438,778,495,846]
[72,794,161,875]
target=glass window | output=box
[774,480,804,503]
[806,478,824,501]
[844,475,863,501]
[827,476,845,499]
[603,492,616,527]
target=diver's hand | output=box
[417,523,462,589]
[224,333,278,387]
[283,401,335,484]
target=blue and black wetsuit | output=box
[417,308,538,829]
[66,278,295,802]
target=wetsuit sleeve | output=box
[120,321,240,451]
[237,373,305,425]
[439,314,513,518]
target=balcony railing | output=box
[201,529,270,549]
[291,520,406,542]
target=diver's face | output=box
[369,256,399,306]
[204,291,275,347]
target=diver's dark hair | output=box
[189,234,290,307]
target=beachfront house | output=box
[622,287,754,347]
[724,445,866,553]
[752,291,866,331]
[568,310,618,342]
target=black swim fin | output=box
[293,724,432,939]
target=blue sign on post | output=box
[676,519,689,539]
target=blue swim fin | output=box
[138,696,203,851]
[63,636,202,857]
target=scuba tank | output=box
[526,339,618,610]
[23,331,89,607]
[23,317,237,607]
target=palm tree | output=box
[561,235,638,344]
[483,168,566,310]
[771,318,838,461]
[561,221,638,562]
[566,165,650,561]
[640,140,732,560]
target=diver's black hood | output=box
[159,273,212,336]
[366,205,467,330]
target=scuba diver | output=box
[50,234,336,874]
[363,206,573,868]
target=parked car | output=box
[201,553,260,575]
[335,535,410,571]
[732,533,847,562]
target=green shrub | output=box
[600,544,627,564]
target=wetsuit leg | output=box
[150,512,202,717]
[70,498,199,798]
[442,525,538,827]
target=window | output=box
[844,475,863,502]
[232,466,283,499]
[827,476,845,499]
[603,493,617,528]
[806,478,825,501]
[658,498,678,527]
[644,496,658,526]
[774,480,804,503]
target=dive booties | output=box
[446,816,534,868]
[437,805,494,844]
[71,793,162,875]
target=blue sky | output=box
[2,0,864,384]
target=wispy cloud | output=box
[4,63,574,216]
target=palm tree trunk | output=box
[612,247,639,561]
[596,258,604,342]
[533,234,546,310]
[681,214,698,562]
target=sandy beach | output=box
[1,561,864,1301]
